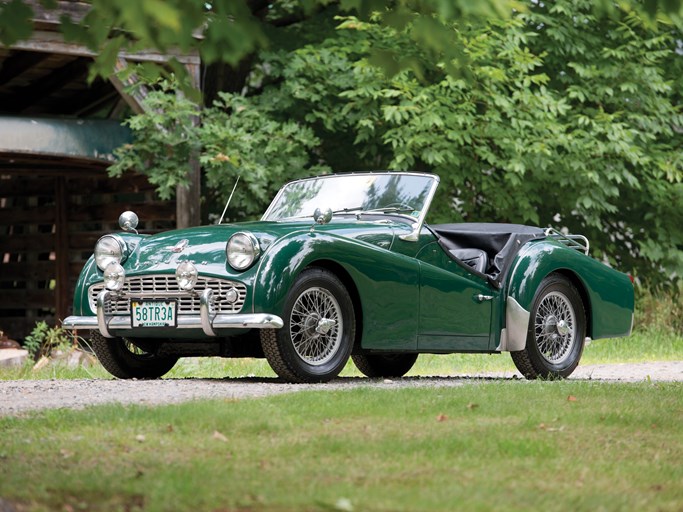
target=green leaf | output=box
[0,0,33,45]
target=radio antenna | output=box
[218,175,241,225]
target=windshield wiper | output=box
[331,206,365,214]
[285,205,416,222]
[334,205,416,216]
[336,205,417,219]
[278,207,364,221]
[360,206,415,215]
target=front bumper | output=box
[63,289,283,338]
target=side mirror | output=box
[119,211,139,233]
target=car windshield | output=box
[262,173,438,222]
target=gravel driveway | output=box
[1,361,682,417]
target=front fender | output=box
[71,232,149,316]
[72,256,98,315]
[501,240,634,351]
[252,230,421,350]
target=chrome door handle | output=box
[475,294,494,302]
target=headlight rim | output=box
[94,234,128,272]
[226,231,261,271]
[103,261,126,291]
[175,260,199,291]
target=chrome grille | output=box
[88,275,247,315]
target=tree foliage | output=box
[2,0,682,92]
[112,0,682,287]
[109,82,329,220]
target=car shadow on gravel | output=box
[172,375,523,383]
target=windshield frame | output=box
[262,172,440,241]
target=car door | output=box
[415,241,495,351]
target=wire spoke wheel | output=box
[534,291,576,365]
[260,268,355,383]
[510,274,586,380]
[290,287,342,366]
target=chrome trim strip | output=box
[63,313,284,334]
[63,316,99,331]
[110,291,193,298]
[496,328,508,352]
[501,296,530,352]
[96,290,114,338]
[88,276,247,315]
[544,227,590,255]
[261,171,440,222]
[200,288,217,336]
[213,314,284,330]
[399,175,440,242]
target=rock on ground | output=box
[0,349,28,368]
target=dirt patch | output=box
[1,361,681,417]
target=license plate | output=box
[131,300,177,328]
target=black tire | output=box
[352,353,418,378]
[511,274,586,380]
[260,268,355,383]
[90,331,178,379]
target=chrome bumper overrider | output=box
[63,290,283,338]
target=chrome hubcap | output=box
[535,291,576,365]
[290,287,342,366]
[316,318,337,335]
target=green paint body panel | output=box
[71,215,633,352]
[252,223,421,350]
[413,240,494,352]
[505,240,634,339]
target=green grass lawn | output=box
[1,381,682,511]
[1,328,681,511]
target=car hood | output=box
[121,219,398,275]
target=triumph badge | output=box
[170,239,189,253]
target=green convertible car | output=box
[64,172,634,382]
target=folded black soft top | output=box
[428,223,545,287]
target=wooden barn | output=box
[0,1,201,340]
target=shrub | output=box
[23,322,73,360]
[635,288,682,336]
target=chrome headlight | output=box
[94,235,127,271]
[176,261,198,291]
[103,262,125,291]
[227,232,260,271]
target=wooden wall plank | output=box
[1,234,54,251]
[1,171,175,340]
[0,261,55,280]
[67,202,174,222]
[0,290,55,309]
[55,177,69,321]
[0,207,56,224]
[0,178,56,196]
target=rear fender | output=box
[500,240,634,351]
